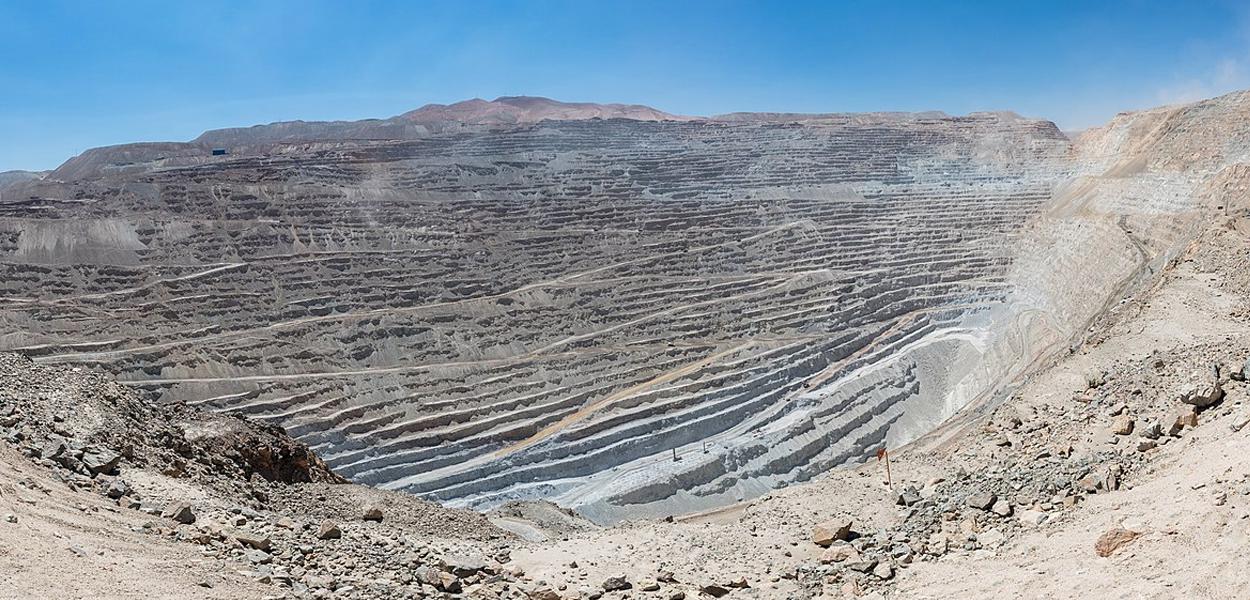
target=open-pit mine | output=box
[0,94,1219,522]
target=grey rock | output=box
[105,479,129,499]
[895,486,922,507]
[233,531,271,551]
[1179,378,1224,408]
[846,559,879,573]
[966,492,997,510]
[160,502,195,524]
[81,449,120,475]
[244,549,272,564]
[602,575,631,591]
[315,520,341,540]
[442,554,487,577]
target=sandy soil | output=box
[0,442,268,599]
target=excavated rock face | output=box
[0,353,340,487]
[1,92,1243,521]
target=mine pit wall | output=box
[920,92,1250,453]
[5,97,1248,524]
[563,94,1250,523]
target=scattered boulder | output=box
[437,572,462,594]
[925,533,949,555]
[1136,438,1158,452]
[699,583,730,598]
[82,449,121,475]
[41,439,66,460]
[966,492,997,510]
[161,502,195,525]
[991,500,1013,517]
[361,504,383,522]
[1178,377,1223,409]
[895,485,922,507]
[1017,510,1048,526]
[244,549,272,564]
[811,517,853,546]
[871,562,894,580]
[1169,405,1199,435]
[232,531,271,551]
[414,566,442,587]
[1094,527,1140,557]
[819,542,859,563]
[1110,415,1134,436]
[528,586,562,600]
[315,520,341,540]
[977,528,1006,547]
[442,554,487,577]
[104,479,129,499]
[602,575,631,591]
[846,559,879,574]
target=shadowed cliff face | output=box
[0,92,1240,522]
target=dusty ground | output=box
[895,225,1250,599]
[0,442,266,599]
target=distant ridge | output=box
[52,96,1066,180]
[397,96,694,124]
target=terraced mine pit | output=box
[0,96,1218,522]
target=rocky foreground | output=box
[1,207,1248,598]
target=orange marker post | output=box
[876,447,892,488]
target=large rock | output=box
[1178,377,1223,409]
[1094,527,1140,557]
[528,587,562,600]
[925,533,949,555]
[895,486,922,507]
[442,554,487,577]
[361,504,384,522]
[105,479,129,499]
[811,518,853,546]
[846,559,879,574]
[1017,510,1048,526]
[819,542,859,563]
[1168,405,1199,435]
[437,572,462,593]
[1110,415,1134,436]
[40,439,66,460]
[315,520,341,540]
[699,583,730,598]
[82,449,121,475]
[161,502,195,524]
[966,492,997,510]
[232,531,271,551]
[602,575,631,591]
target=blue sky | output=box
[2,0,1249,171]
